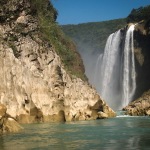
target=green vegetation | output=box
[62,19,127,55]
[127,5,150,23]
[30,0,86,80]
[61,5,150,56]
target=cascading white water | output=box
[94,25,136,110]
[122,25,136,107]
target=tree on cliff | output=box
[127,5,150,23]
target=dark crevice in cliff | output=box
[133,20,150,100]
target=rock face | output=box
[123,20,150,115]
[0,0,115,126]
[133,20,150,99]
[123,90,150,116]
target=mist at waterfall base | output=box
[93,25,136,110]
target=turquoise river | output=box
[0,115,150,150]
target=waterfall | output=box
[123,25,136,107]
[94,25,136,110]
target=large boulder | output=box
[123,90,150,116]
[0,103,22,133]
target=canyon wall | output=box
[0,0,115,131]
[124,20,150,115]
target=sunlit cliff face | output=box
[0,0,115,125]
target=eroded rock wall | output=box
[123,90,150,116]
[0,0,115,124]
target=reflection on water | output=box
[0,117,150,150]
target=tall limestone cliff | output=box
[0,0,115,130]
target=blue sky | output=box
[51,0,150,25]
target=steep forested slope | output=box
[61,19,126,83]
[30,0,86,80]
[127,5,150,23]
[62,19,126,55]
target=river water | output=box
[0,116,150,150]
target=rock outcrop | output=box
[123,90,150,116]
[0,0,115,127]
[0,103,22,133]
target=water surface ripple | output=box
[1,117,150,150]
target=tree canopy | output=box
[127,5,150,23]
